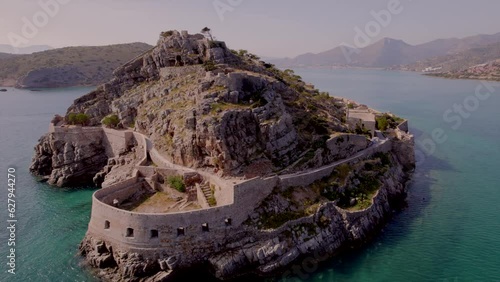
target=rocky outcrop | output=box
[62,30,348,177]
[29,128,108,187]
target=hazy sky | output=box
[1,0,500,57]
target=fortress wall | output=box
[325,134,369,160]
[155,168,186,178]
[100,182,143,206]
[51,126,103,135]
[280,140,392,188]
[397,120,409,133]
[88,177,276,249]
[149,148,177,170]
[98,176,140,205]
[233,176,279,211]
[85,131,394,251]
[132,132,148,166]
[280,166,336,189]
[136,166,156,178]
[88,193,238,248]
[101,173,139,189]
[102,128,134,157]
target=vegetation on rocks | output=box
[67,113,90,125]
[376,114,404,131]
[247,152,393,230]
[102,114,120,128]
[167,175,185,193]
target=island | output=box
[30,30,415,281]
[0,43,152,89]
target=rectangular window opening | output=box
[177,227,185,236]
[151,229,159,238]
[126,228,134,238]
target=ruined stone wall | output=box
[280,140,392,188]
[102,128,134,157]
[132,132,148,166]
[50,125,135,158]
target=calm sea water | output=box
[0,69,499,281]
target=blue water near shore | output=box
[0,69,499,281]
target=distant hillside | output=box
[0,53,18,60]
[404,42,500,72]
[404,42,500,81]
[271,32,500,68]
[0,43,153,88]
[0,44,53,54]
[427,59,500,81]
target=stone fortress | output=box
[55,116,409,280]
[30,30,416,281]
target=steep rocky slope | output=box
[61,30,350,178]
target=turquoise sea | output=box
[0,69,499,281]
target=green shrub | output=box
[376,116,389,131]
[167,176,185,192]
[67,112,89,125]
[75,113,89,125]
[207,196,217,206]
[67,113,77,124]
[238,49,248,57]
[203,60,216,71]
[102,114,120,128]
[348,103,355,109]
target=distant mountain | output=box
[0,44,53,54]
[272,38,434,68]
[0,42,153,88]
[271,32,500,68]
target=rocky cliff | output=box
[30,126,108,187]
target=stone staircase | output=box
[200,182,216,207]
